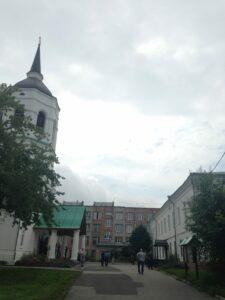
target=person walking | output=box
[101,251,105,267]
[79,248,85,267]
[104,251,110,266]
[136,248,146,275]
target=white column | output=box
[48,230,57,259]
[71,230,79,261]
[80,235,86,251]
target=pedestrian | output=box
[136,248,146,275]
[64,246,68,259]
[104,251,110,266]
[101,251,105,267]
[79,248,85,267]
[149,252,154,270]
[146,252,153,269]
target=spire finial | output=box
[29,41,42,75]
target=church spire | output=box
[29,39,41,74]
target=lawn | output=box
[159,265,225,298]
[0,267,81,300]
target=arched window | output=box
[36,111,46,129]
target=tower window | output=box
[36,111,46,129]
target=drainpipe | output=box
[168,196,178,261]
[13,222,20,262]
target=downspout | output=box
[13,222,20,262]
[168,196,178,261]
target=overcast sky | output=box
[1,0,225,207]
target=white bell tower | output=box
[14,40,60,151]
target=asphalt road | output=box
[65,262,214,300]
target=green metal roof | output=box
[35,205,85,229]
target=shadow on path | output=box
[75,273,143,295]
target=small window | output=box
[105,219,112,227]
[36,111,46,129]
[115,224,123,233]
[104,232,112,239]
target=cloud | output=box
[55,165,112,204]
[1,0,225,208]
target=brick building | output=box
[85,202,158,259]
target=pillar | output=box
[48,230,57,259]
[71,230,79,261]
[80,235,86,251]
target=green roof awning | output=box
[35,205,85,230]
[180,236,200,247]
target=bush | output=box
[15,254,77,268]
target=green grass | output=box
[0,267,81,300]
[159,266,225,297]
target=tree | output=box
[129,224,152,253]
[0,83,64,228]
[187,172,225,262]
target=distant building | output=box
[85,202,158,259]
[150,172,225,262]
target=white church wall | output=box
[0,213,20,262]
[0,43,60,263]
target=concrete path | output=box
[65,262,214,300]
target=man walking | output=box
[136,249,146,275]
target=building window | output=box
[0,210,7,223]
[127,212,134,220]
[126,224,133,234]
[52,120,57,145]
[115,237,123,243]
[105,219,112,227]
[93,224,100,233]
[92,236,100,245]
[115,212,123,220]
[104,232,112,239]
[36,111,46,129]
[168,214,171,231]
[86,224,91,232]
[20,229,25,246]
[161,220,163,234]
[93,211,102,220]
[147,213,153,222]
[164,218,166,233]
[136,213,144,221]
[177,207,181,225]
[86,236,89,246]
[86,211,92,220]
[115,224,123,233]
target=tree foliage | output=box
[0,83,64,228]
[187,172,225,262]
[129,224,152,253]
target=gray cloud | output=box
[1,0,225,207]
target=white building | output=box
[0,42,60,263]
[150,172,225,262]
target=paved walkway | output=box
[65,262,214,300]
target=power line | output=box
[211,151,225,172]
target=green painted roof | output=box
[35,205,85,229]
